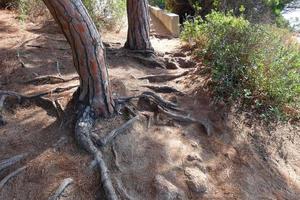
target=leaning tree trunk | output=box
[125,0,153,52]
[43,0,114,117]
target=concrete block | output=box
[149,5,180,37]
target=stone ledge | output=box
[149,5,180,37]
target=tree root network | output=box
[0,87,215,200]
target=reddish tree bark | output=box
[125,0,154,52]
[42,0,114,117]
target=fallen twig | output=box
[48,178,74,200]
[0,153,28,172]
[0,166,26,190]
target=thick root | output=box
[0,153,28,172]
[0,86,77,119]
[75,107,118,200]
[158,106,214,136]
[107,47,165,69]
[118,92,214,136]
[0,86,77,102]
[138,70,189,83]
[142,85,184,95]
[117,91,178,111]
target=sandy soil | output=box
[0,9,300,200]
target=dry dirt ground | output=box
[0,9,300,200]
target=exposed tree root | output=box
[24,75,79,85]
[111,142,121,172]
[118,92,214,136]
[17,52,28,68]
[0,153,28,172]
[138,70,189,83]
[0,86,77,119]
[142,85,184,95]
[75,107,118,200]
[0,86,77,102]
[0,166,26,190]
[130,54,166,69]
[107,47,165,69]
[157,106,214,136]
[116,179,134,200]
[48,178,74,200]
[117,91,178,111]
[26,44,70,51]
[93,116,139,147]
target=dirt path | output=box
[0,10,299,200]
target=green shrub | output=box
[82,0,126,30]
[149,0,165,8]
[14,0,126,30]
[182,11,300,119]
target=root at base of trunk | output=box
[75,106,118,200]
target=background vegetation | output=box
[182,11,300,120]
[0,0,126,30]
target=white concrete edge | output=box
[149,5,180,37]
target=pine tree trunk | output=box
[125,0,153,52]
[42,0,114,117]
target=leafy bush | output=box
[17,0,48,22]
[149,0,165,8]
[182,11,300,119]
[166,0,292,27]
[82,0,126,30]
[13,0,126,30]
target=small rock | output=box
[155,175,186,200]
[184,167,208,194]
[186,153,203,162]
[190,141,198,148]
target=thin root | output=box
[94,116,139,147]
[24,75,79,85]
[158,106,213,136]
[48,178,74,200]
[0,166,26,190]
[0,153,28,172]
